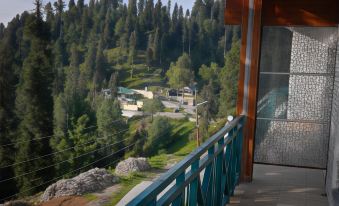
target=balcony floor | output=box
[228,164,328,206]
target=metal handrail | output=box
[127,115,245,206]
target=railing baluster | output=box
[236,119,244,185]
[224,128,234,204]
[231,131,236,194]
[215,138,224,205]
[173,172,185,206]
[202,146,214,206]
[188,160,199,206]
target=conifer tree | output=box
[53,37,67,95]
[54,0,65,38]
[128,31,137,66]
[108,72,119,98]
[153,28,160,64]
[96,99,125,164]
[0,23,5,39]
[219,39,240,116]
[138,0,145,14]
[166,53,193,91]
[14,0,54,194]
[0,21,19,200]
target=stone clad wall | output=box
[255,27,337,168]
[327,26,339,206]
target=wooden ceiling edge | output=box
[224,0,339,26]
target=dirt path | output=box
[86,184,122,206]
[40,196,89,206]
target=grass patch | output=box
[163,108,174,112]
[147,120,196,169]
[148,153,168,169]
[106,119,196,204]
[167,120,195,155]
[84,193,98,201]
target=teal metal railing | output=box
[127,116,245,206]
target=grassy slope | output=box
[103,119,228,205]
[105,120,195,205]
[105,48,166,89]
[102,48,228,205]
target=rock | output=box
[41,168,118,202]
[115,157,151,176]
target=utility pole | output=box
[195,89,199,146]
[195,90,208,147]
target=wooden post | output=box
[235,0,263,182]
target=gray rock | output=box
[41,168,118,202]
[115,157,151,176]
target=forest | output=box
[0,0,240,201]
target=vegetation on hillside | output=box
[0,0,240,201]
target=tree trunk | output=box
[224,26,227,57]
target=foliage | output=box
[0,0,241,200]
[143,116,172,155]
[166,53,193,89]
[96,99,126,165]
[14,5,54,194]
[142,98,164,121]
[218,39,241,116]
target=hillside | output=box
[0,0,241,203]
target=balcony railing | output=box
[127,115,245,206]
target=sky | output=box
[0,0,195,25]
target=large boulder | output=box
[115,157,151,176]
[41,168,118,202]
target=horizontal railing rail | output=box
[127,115,245,206]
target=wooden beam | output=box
[262,0,339,26]
[237,0,262,182]
[225,0,339,26]
[224,0,243,25]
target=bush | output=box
[143,116,172,155]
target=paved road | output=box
[161,100,196,115]
[122,110,186,119]
[116,181,153,206]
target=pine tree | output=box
[44,2,54,28]
[128,31,137,66]
[64,44,83,119]
[126,0,137,34]
[80,8,92,44]
[218,39,240,116]
[53,37,67,95]
[50,93,72,176]
[108,72,119,98]
[153,0,162,28]
[103,9,113,48]
[138,0,145,14]
[96,99,125,164]
[0,21,19,200]
[93,39,106,90]
[81,41,96,90]
[166,53,193,90]
[68,114,97,171]
[69,0,76,9]
[145,0,154,30]
[77,0,85,12]
[153,28,160,64]
[14,0,54,194]
[53,0,65,38]
[0,23,5,40]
